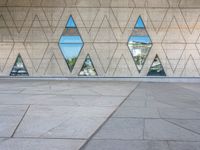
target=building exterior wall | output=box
[0,0,200,77]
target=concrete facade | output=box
[0,0,200,77]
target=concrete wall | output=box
[0,0,200,77]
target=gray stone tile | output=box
[0,116,22,137]
[168,141,200,150]
[83,140,170,150]
[0,105,28,116]
[94,118,144,140]
[15,117,106,139]
[113,107,160,118]
[144,119,200,141]
[0,138,85,150]
[158,108,200,119]
[0,95,124,107]
[166,119,200,134]
[0,105,28,137]
[14,105,115,138]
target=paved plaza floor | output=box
[0,79,200,150]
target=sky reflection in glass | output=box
[10,54,29,76]
[128,16,152,72]
[147,55,166,76]
[59,15,83,72]
[79,54,97,76]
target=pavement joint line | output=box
[79,82,141,150]
[11,105,30,138]
[1,137,200,143]
[162,118,200,136]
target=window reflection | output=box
[128,16,152,72]
[10,54,29,76]
[147,55,166,76]
[59,15,84,72]
[79,54,97,76]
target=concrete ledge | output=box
[1,76,200,83]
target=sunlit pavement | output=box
[0,80,200,150]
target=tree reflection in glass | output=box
[10,54,29,76]
[128,16,152,72]
[79,54,97,76]
[147,55,166,76]
[59,15,84,72]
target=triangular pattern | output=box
[179,0,200,7]
[133,0,147,7]
[64,0,76,6]
[59,15,84,72]
[146,0,169,7]
[0,43,13,72]
[76,0,100,7]
[8,7,29,33]
[45,55,63,76]
[111,0,135,7]
[147,8,168,33]
[99,0,111,7]
[41,0,66,6]
[10,54,29,76]
[94,43,117,72]
[128,16,152,72]
[0,16,13,42]
[181,9,200,33]
[94,16,117,43]
[112,8,133,32]
[163,17,185,43]
[43,8,64,32]
[147,55,166,76]
[167,0,181,7]
[181,56,199,77]
[25,43,48,71]
[79,54,97,76]
[78,8,99,32]
[7,0,31,6]
[25,16,48,42]
[113,55,132,77]
[162,44,185,71]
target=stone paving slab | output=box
[1,80,200,150]
[14,105,116,138]
[0,138,85,150]
[82,140,170,150]
[93,118,144,140]
[0,94,125,107]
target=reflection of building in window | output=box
[10,54,29,76]
[79,54,97,76]
[59,15,84,72]
[128,16,152,72]
[147,55,166,76]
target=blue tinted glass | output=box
[79,55,97,76]
[128,16,152,72]
[66,16,76,28]
[10,54,29,76]
[129,36,151,44]
[135,16,145,28]
[59,44,83,59]
[60,36,83,44]
[59,15,84,72]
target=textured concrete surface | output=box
[0,0,200,77]
[0,79,200,150]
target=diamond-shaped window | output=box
[79,54,97,76]
[128,16,152,72]
[10,54,29,76]
[147,55,166,76]
[59,15,84,72]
